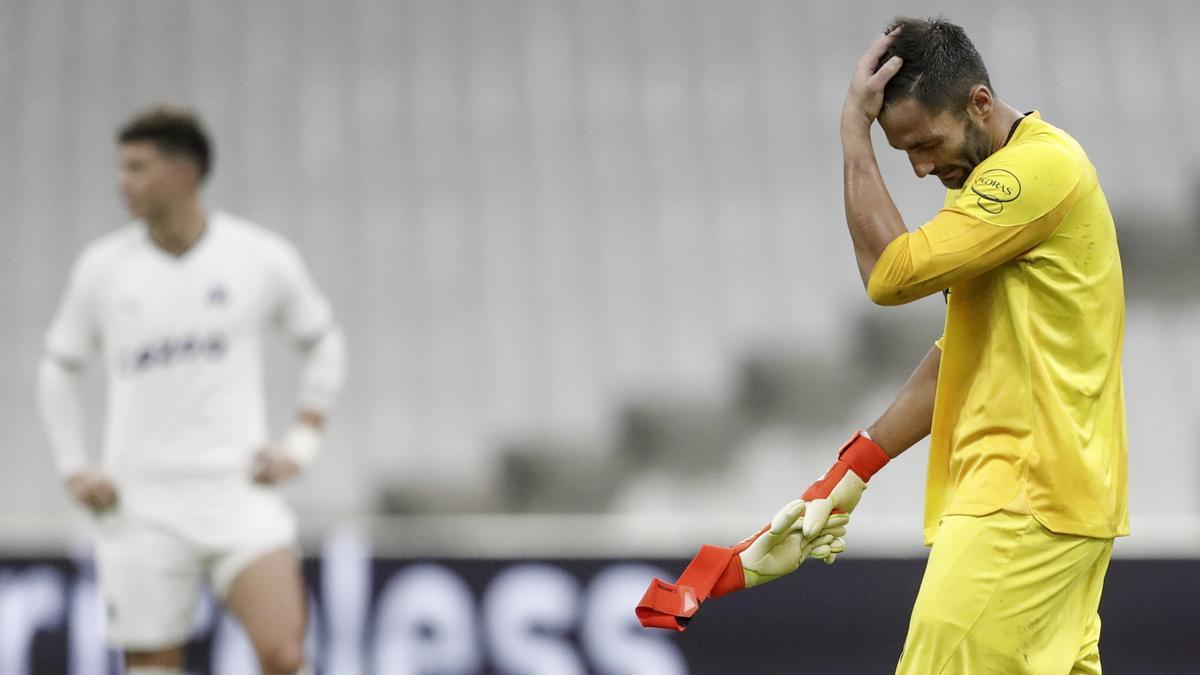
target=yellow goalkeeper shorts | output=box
[896,511,1113,675]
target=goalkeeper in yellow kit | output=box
[638,17,1127,674]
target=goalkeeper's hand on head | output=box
[800,430,891,547]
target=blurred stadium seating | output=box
[3,0,1195,554]
[1,1,1198,672]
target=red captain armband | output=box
[636,524,769,631]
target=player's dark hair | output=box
[879,17,992,116]
[117,105,213,181]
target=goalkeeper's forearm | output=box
[865,344,940,457]
[36,357,90,477]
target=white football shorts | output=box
[93,475,298,650]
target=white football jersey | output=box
[45,211,333,482]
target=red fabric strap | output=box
[635,577,701,630]
[636,524,768,631]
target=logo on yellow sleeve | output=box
[970,169,1022,214]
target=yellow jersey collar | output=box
[1005,110,1041,147]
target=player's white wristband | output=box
[281,423,322,469]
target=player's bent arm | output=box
[282,325,347,468]
[842,121,909,288]
[37,357,119,511]
[36,357,90,477]
[839,29,908,287]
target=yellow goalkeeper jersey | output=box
[868,112,1128,543]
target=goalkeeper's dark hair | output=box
[879,17,992,116]
[117,104,213,181]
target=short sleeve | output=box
[867,139,1086,306]
[271,238,333,344]
[949,139,1082,227]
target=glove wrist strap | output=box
[838,430,890,482]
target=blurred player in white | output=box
[36,105,346,675]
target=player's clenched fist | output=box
[66,470,119,513]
